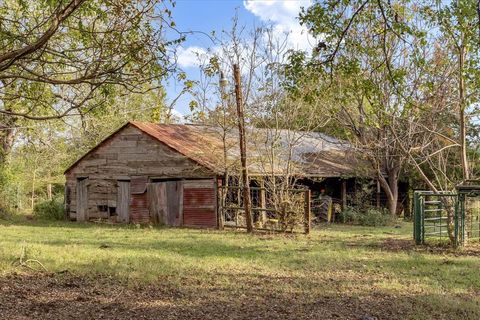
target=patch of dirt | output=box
[0,272,475,320]
[345,237,480,257]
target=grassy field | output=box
[1,219,479,319]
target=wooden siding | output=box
[66,124,214,222]
[183,179,217,228]
[76,178,88,221]
[147,181,182,226]
[117,181,130,223]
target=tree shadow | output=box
[0,272,478,320]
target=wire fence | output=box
[219,186,311,233]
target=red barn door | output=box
[182,179,217,228]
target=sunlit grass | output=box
[1,219,479,318]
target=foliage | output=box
[338,207,396,226]
[293,0,480,194]
[347,179,376,213]
[33,197,65,221]
[0,0,177,121]
[275,191,306,232]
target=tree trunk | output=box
[378,167,399,216]
[233,63,253,233]
[388,169,399,215]
[0,115,17,165]
[47,183,52,201]
[458,42,470,181]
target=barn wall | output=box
[65,125,214,222]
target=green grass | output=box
[1,218,480,319]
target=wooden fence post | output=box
[217,179,224,230]
[259,179,267,227]
[304,189,311,234]
[341,179,347,211]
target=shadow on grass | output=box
[0,272,478,320]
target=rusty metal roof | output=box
[66,121,369,177]
[130,121,225,171]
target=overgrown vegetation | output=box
[0,219,479,319]
[33,197,65,221]
[338,207,396,226]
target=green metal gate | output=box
[413,191,458,245]
[457,182,480,245]
[414,181,480,247]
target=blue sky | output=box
[164,0,313,118]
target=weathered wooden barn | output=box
[64,121,389,227]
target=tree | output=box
[289,0,480,216]
[425,0,480,181]
[0,0,178,163]
[291,0,422,215]
[187,16,329,231]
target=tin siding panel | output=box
[183,179,216,228]
[183,188,215,207]
[130,192,149,224]
[183,208,217,226]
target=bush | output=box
[0,206,13,220]
[337,207,396,226]
[337,207,357,224]
[33,197,65,220]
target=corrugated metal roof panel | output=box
[66,121,371,178]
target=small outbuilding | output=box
[64,121,391,227]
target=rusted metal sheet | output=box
[182,179,217,228]
[130,192,149,224]
[131,122,223,171]
[183,188,215,207]
[66,121,369,180]
[183,208,216,227]
[129,122,368,177]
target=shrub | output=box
[33,197,65,220]
[0,206,12,220]
[338,207,396,226]
[357,208,396,226]
[337,207,358,224]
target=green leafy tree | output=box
[284,0,480,218]
[0,0,179,162]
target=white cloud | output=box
[176,46,209,69]
[171,108,185,123]
[243,0,314,51]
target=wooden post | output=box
[233,63,253,233]
[304,189,311,234]
[31,168,36,210]
[259,179,267,227]
[236,178,241,225]
[216,177,224,230]
[47,183,52,201]
[376,179,381,208]
[341,179,347,211]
